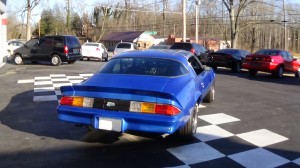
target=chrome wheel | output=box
[51,55,61,66]
[14,55,23,65]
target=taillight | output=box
[59,96,181,116]
[190,48,196,54]
[130,101,180,115]
[262,57,272,62]
[96,48,100,51]
[227,55,233,59]
[64,46,69,54]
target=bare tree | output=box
[24,0,42,41]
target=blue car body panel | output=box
[57,50,215,135]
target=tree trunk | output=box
[26,0,31,41]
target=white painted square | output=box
[69,79,84,84]
[293,158,300,165]
[17,79,35,84]
[198,113,240,125]
[34,81,53,86]
[194,125,234,142]
[34,87,55,92]
[167,142,225,165]
[53,83,72,88]
[67,76,84,79]
[33,95,58,102]
[51,78,69,82]
[50,74,66,77]
[35,76,51,80]
[236,129,288,147]
[228,148,290,168]
[79,73,93,77]
[55,90,62,95]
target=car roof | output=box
[113,49,194,63]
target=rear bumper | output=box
[57,105,184,134]
[61,54,82,62]
[207,60,236,68]
[243,62,278,72]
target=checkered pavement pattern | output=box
[17,74,300,167]
[167,113,300,168]
[17,74,94,102]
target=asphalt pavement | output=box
[0,60,299,168]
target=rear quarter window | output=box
[170,43,192,51]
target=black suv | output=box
[12,35,82,66]
[169,42,208,64]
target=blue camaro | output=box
[57,49,216,139]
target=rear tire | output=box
[14,54,23,65]
[295,67,300,78]
[177,104,198,140]
[203,83,215,103]
[232,62,242,72]
[51,55,61,66]
[272,66,284,78]
[249,70,257,77]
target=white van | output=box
[113,42,137,55]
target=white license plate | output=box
[98,118,122,132]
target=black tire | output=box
[232,62,242,72]
[295,67,300,78]
[272,66,284,78]
[203,83,215,103]
[249,70,257,77]
[51,55,61,66]
[212,66,217,71]
[14,54,23,65]
[177,104,198,139]
[67,61,76,64]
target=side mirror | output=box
[293,57,298,61]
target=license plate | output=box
[251,62,260,66]
[98,117,122,132]
[73,49,80,54]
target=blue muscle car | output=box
[57,49,216,139]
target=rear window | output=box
[216,49,238,54]
[83,43,99,47]
[116,43,131,49]
[65,36,81,48]
[170,43,192,51]
[254,49,280,56]
[99,57,188,76]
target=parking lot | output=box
[0,60,299,168]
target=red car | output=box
[243,49,300,78]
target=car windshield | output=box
[117,43,131,49]
[254,49,280,56]
[216,49,238,54]
[99,57,188,76]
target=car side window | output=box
[286,52,293,61]
[188,56,204,75]
[25,39,39,47]
[53,37,64,47]
[281,51,288,60]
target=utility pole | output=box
[66,0,71,34]
[182,0,186,42]
[195,0,199,43]
[283,0,287,50]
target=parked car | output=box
[148,44,171,49]
[81,42,108,62]
[57,49,216,139]
[113,42,137,55]
[207,48,250,72]
[7,40,25,56]
[13,35,82,66]
[243,49,300,78]
[169,42,208,64]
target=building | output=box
[100,31,155,51]
[0,0,7,68]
